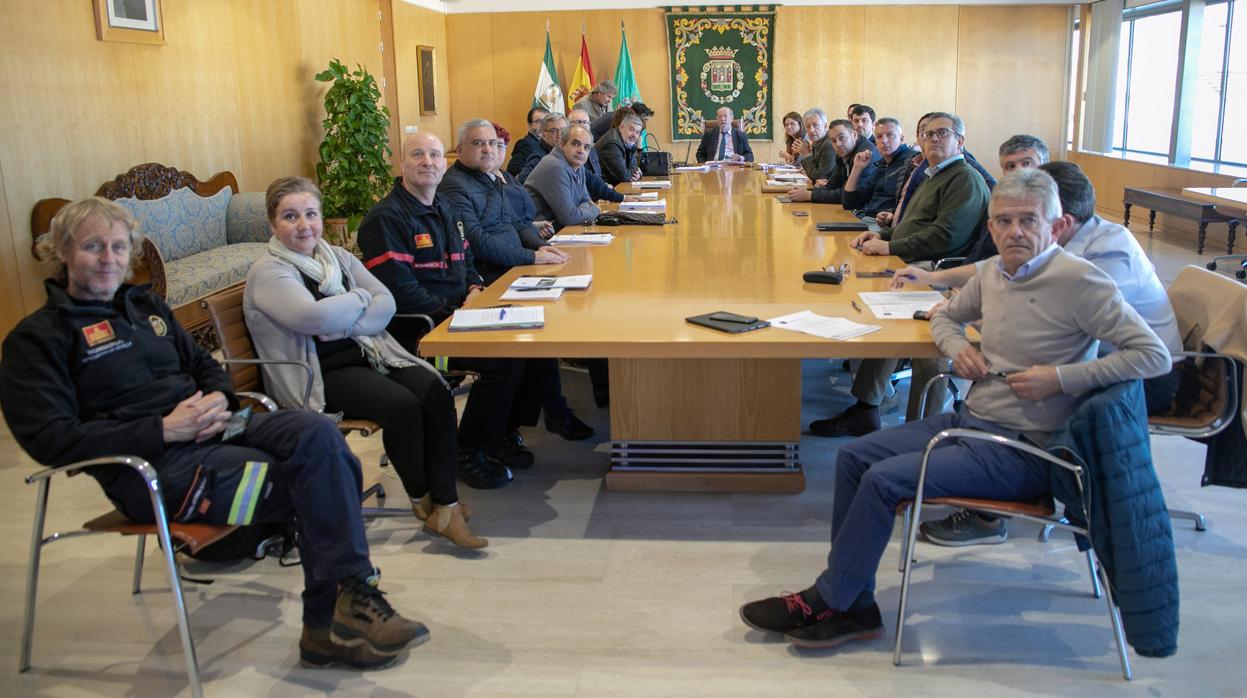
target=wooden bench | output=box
[1123,186,1239,255]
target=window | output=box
[1221,3,1247,166]
[1114,10,1182,156]
[1087,0,1246,174]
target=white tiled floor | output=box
[2,226,1245,697]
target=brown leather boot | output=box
[424,503,488,549]
[412,494,472,522]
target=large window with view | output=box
[1091,0,1246,176]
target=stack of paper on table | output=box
[549,233,614,245]
[450,306,544,331]
[630,192,660,201]
[675,165,710,172]
[763,181,800,193]
[510,274,592,289]
[857,291,947,319]
[767,311,882,340]
[500,287,563,301]
[618,200,666,212]
[634,180,673,189]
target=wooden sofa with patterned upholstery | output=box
[31,163,271,346]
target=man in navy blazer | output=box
[695,107,754,163]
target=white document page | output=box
[549,233,614,245]
[767,311,882,340]
[449,306,545,331]
[630,192,660,200]
[857,291,948,319]
[618,200,666,210]
[634,180,673,189]
[510,274,592,289]
[500,287,564,301]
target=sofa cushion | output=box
[116,187,231,263]
[163,242,269,307]
[227,191,271,244]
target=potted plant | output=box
[314,58,393,253]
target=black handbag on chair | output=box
[638,150,671,177]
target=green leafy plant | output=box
[314,58,393,223]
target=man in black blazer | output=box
[695,107,754,163]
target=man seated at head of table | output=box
[595,109,645,186]
[506,106,549,177]
[796,107,836,183]
[892,158,1185,548]
[839,117,915,220]
[525,124,603,230]
[518,112,624,208]
[785,118,879,204]
[808,112,989,438]
[439,118,595,442]
[590,101,655,142]
[573,79,616,121]
[695,106,754,163]
[740,168,1171,651]
[849,104,876,145]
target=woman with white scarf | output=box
[244,176,486,548]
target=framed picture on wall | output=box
[93,0,166,46]
[417,46,437,115]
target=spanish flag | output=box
[566,29,596,112]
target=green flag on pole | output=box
[612,22,641,109]
[533,28,565,115]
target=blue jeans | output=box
[814,410,1051,611]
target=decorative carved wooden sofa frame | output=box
[31,163,247,348]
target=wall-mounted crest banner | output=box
[665,5,775,141]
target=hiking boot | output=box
[424,502,488,549]
[784,603,884,649]
[920,509,1008,547]
[412,493,472,522]
[809,403,881,438]
[739,587,830,634]
[544,407,595,441]
[299,626,398,670]
[458,449,512,490]
[331,570,429,655]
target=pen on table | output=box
[850,300,862,313]
[499,308,507,321]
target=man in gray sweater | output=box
[524,124,602,230]
[740,169,1170,651]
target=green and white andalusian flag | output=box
[533,29,565,115]
[612,23,642,109]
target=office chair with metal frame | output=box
[20,456,230,698]
[892,374,1133,681]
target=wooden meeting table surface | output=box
[419,167,943,360]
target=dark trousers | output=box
[450,356,524,447]
[135,410,373,627]
[814,410,1050,612]
[323,363,459,505]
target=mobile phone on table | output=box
[792,211,809,217]
[708,312,760,324]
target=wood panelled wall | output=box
[446,5,1070,177]
[0,0,456,339]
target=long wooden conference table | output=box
[420,167,941,493]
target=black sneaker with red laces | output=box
[784,603,884,649]
[739,587,831,634]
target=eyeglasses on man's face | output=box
[920,127,960,142]
[469,139,504,149]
